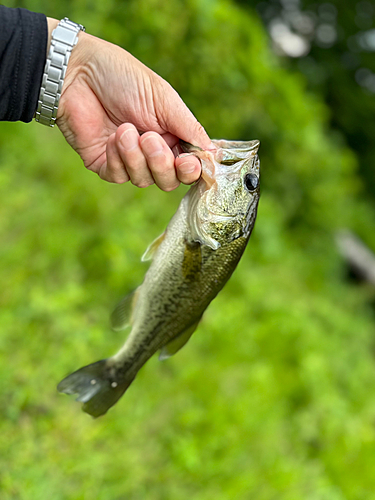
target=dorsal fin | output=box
[159,319,201,360]
[110,288,140,331]
[141,232,166,262]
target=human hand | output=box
[49,18,213,191]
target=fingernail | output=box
[207,141,216,150]
[142,136,163,157]
[178,153,192,159]
[179,161,196,174]
[120,129,139,151]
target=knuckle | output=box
[140,130,159,141]
[116,123,137,141]
[99,170,115,183]
[125,160,147,174]
[133,180,154,189]
[121,143,140,158]
[113,175,129,184]
[191,118,208,139]
[194,121,206,136]
[148,155,170,174]
[106,164,129,184]
[122,152,146,172]
[97,166,108,181]
[161,182,180,192]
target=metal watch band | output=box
[35,18,85,127]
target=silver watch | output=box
[35,18,85,127]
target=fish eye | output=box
[244,173,259,191]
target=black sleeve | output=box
[0,6,47,123]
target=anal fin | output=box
[159,319,201,361]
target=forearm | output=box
[0,9,209,189]
[0,6,47,122]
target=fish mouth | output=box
[179,140,203,153]
[212,139,260,154]
[180,139,260,156]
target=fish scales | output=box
[57,138,260,417]
[113,229,248,376]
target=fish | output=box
[57,138,261,417]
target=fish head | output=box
[182,139,260,250]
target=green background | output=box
[1,0,375,498]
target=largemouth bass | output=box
[58,139,260,417]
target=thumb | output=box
[157,83,213,149]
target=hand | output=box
[49,18,213,191]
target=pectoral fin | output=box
[141,232,166,262]
[159,319,201,360]
[110,288,140,331]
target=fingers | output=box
[139,132,180,191]
[116,125,154,188]
[112,123,182,191]
[175,154,201,185]
[104,124,202,190]
[104,133,130,183]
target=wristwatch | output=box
[35,18,85,127]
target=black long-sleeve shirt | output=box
[0,6,47,122]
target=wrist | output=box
[60,29,92,86]
[46,17,59,53]
[35,18,85,127]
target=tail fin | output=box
[57,359,134,418]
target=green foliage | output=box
[1,0,375,499]
[247,0,375,199]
